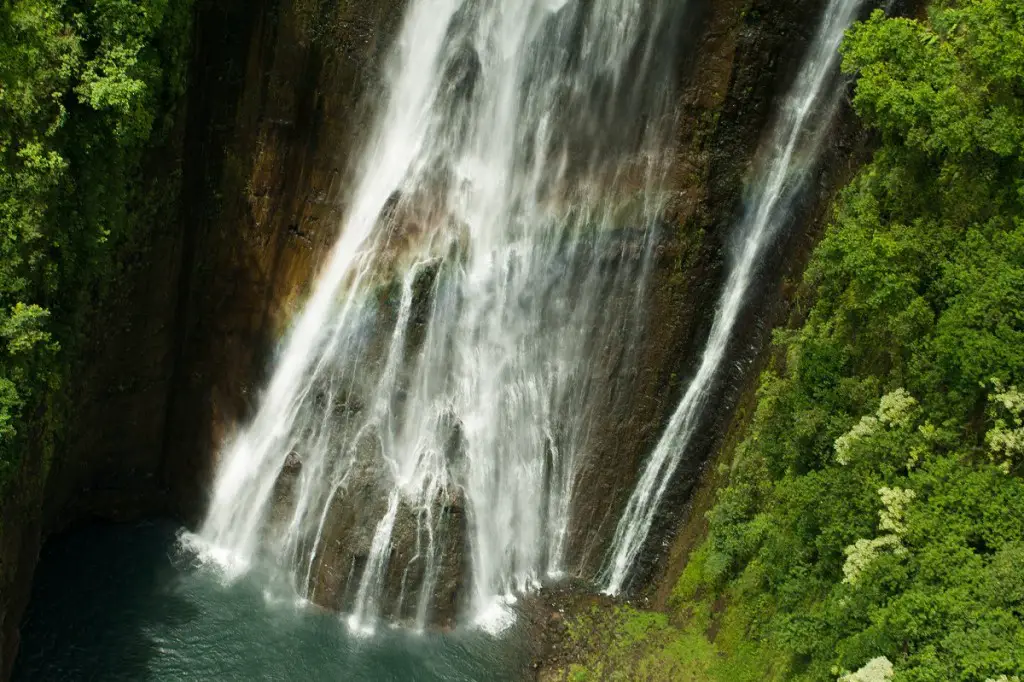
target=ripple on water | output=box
[14,521,530,681]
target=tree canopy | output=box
[698,2,1024,678]
[0,0,190,486]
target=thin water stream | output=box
[602,0,867,592]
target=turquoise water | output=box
[14,521,530,681]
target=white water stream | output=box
[602,0,866,593]
[195,0,682,633]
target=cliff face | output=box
[567,0,871,590]
[0,56,192,682]
[2,0,871,674]
[163,0,407,524]
[158,0,867,623]
[2,0,404,674]
[0,427,47,680]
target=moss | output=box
[556,604,716,681]
[552,589,795,682]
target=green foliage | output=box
[0,0,192,487]
[985,381,1024,473]
[688,2,1024,680]
[559,604,718,681]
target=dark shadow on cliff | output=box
[12,521,200,681]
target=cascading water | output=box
[602,0,866,594]
[193,0,686,632]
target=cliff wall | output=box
[2,0,873,675]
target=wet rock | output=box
[265,451,304,543]
[374,489,467,628]
[404,258,441,355]
[282,451,302,474]
[306,431,390,611]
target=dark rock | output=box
[282,451,303,474]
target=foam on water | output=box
[176,530,252,583]
[472,596,518,637]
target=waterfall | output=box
[194,0,686,632]
[602,0,866,594]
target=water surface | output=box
[15,521,530,681]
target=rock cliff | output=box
[1,0,873,675]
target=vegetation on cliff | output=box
[0,0,191,490]
[560,1,1024,680]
